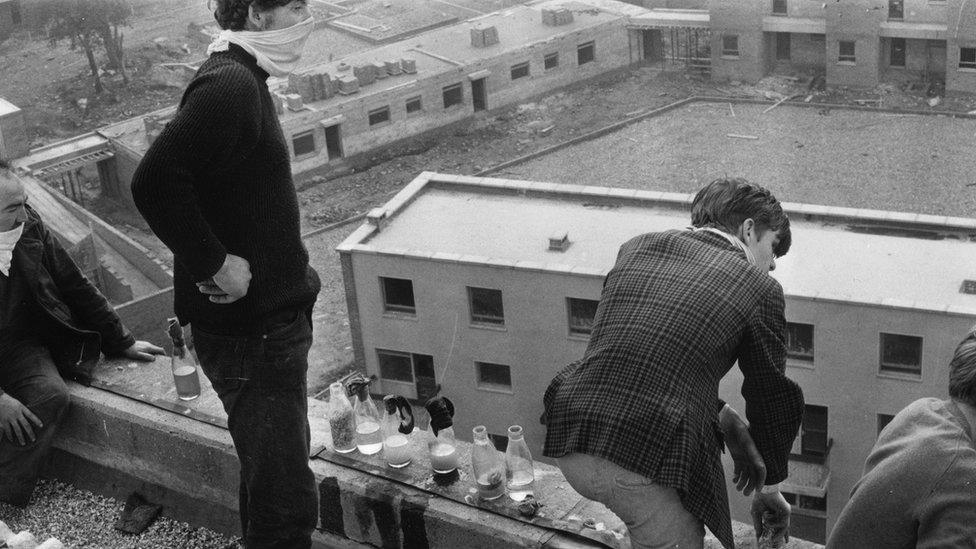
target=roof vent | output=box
[542,7,574,26]
[548,232,570,252]
[470,24,499,48]
[961,280,976,295]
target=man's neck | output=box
[952,398,976,436]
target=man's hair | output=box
[948,328,976,407]
[690,177,791,257]
[212,0,297,30]
[0,159,10,172]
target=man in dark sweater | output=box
[130,1,320,547]
[0,161,163,507]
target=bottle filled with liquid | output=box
[504,425,535,501]
[471,425,506,500]
[166,318,200,401]
[347,375,382,455]
[425,396,459,474]
[326,382,356,453]
[381,394,415,468]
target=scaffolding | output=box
[664,27,711,75]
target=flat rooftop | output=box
[339,173,976,315]
[0,97,19,117]
[283,1,623,117]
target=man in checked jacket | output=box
[544,177,804,549]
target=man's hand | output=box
[121,341,165,362]
[718,404,766,495]
[0,393,42,446]
[198,254,251,304]
[752,490,790,548]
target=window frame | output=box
[442,82,463,109]
[510,61,530,80]
[291,130,317,158]
[377,349,415,383]
[888,0,904,20]
[476,361,513,392]
[367,105,391,127]
[722,35,740,58]
[468,286,505,326]
[405,95,423,115]
[380,276,417,315]
[838,40,856,63]
[567,297,599,337]
[577,41,596,65]
[544,52,559,70]
[879,332,923,376]
[799,404,829,458]
[960,47,976,70]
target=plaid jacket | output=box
[543,229,804,549]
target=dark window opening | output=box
[510,62,530,80]
[378,350,414,382]
[442,83,463,108]
[381,277,416,314]
[405,96,422,114]
[839,40,856,63]
[722,35,739,57]
[544,52,559,70]
[880,333,922,375]
[877,413,895,436]
[888,0,904,19]
[477,362,512,389]
[292,131,316,157]
[786,323,814,362]
[469,287,504,325]
[368,106,390,126]
[960,47,976,69]
[800,404,828,457]
[567,298,599,336]
[890,38,906,67]
[577,41,595,65]
[773,0,787,15]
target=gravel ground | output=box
[0,481,238,549]
[499,102,976,217]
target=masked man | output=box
[0,161,163,507]
[130,2,321,547]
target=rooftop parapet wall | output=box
[49,358,823,549]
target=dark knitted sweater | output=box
[131,44,320,330]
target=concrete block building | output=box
[338,171,976,543]
[630,0,976,92]
[275,0,649,174]
[0,0,21,42]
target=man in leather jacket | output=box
[0,160,163,507]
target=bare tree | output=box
[30,0,132,94]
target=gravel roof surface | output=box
[499,102,976,218]
[0,481,237,549]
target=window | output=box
[442,82,463,108]
[468,287,504,325]
[544,52,559,70]
[510,62,530,80]
[880,333,923,375]
[567,298,599,336]
[291,130,316,157]
[811,34,826,43]
[377,350,414,382]
[890,37,906,67]
[799,404,829,458]
[722,35,739,57]
[783,492,827,513]
[960,47,976,69]
[839,40,856,63]
[888,0,904,19]
[786,323,814,362]
[877,413,895,436]
[772,0,787,15]
[782,491,827,544]
[405,95,422,114]
[368,106,390,126]
[380,277,416,314]
[577,41,595,65]
[476,362,512,390]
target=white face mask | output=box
[693,226,757,267]
[207,16,315,78]
[0,222,24,277]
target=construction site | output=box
[2,0,976,547]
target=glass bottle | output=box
[471,425,506,500]
[425,396,459,474]
[504,425,535,501]
[347,376,382,455]
[326,382,356,453]
[381,394,414,468]
[166,318,200,401]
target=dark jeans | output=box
[192,309,318,549]
[0,343,71,507]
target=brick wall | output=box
[825,1,883,87]
[709,0,764,82]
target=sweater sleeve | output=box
[131,63,263,282]
[737,279,805,484]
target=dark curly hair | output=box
[212,0,296,31]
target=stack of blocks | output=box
[541,7,574,26]
[470,24,499,48]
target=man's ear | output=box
[246,5,263,30]
[738,218,756,244]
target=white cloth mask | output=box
[207,16,314,78]
[0,222,24,277]
[693,226,757,267]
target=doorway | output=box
[471,77,487,112]
[413,353,438,402]
[323,123,343,160]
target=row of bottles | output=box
[324,378,534,501]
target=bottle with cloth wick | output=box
[166,318,200,401]
[326,381,356,453]
[425,396,459,474]
[381,394,415,468]
[347,375,383,455]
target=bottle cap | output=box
[425,396,454,436]
[384,394,415,434]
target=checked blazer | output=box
[543,229,804,549]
